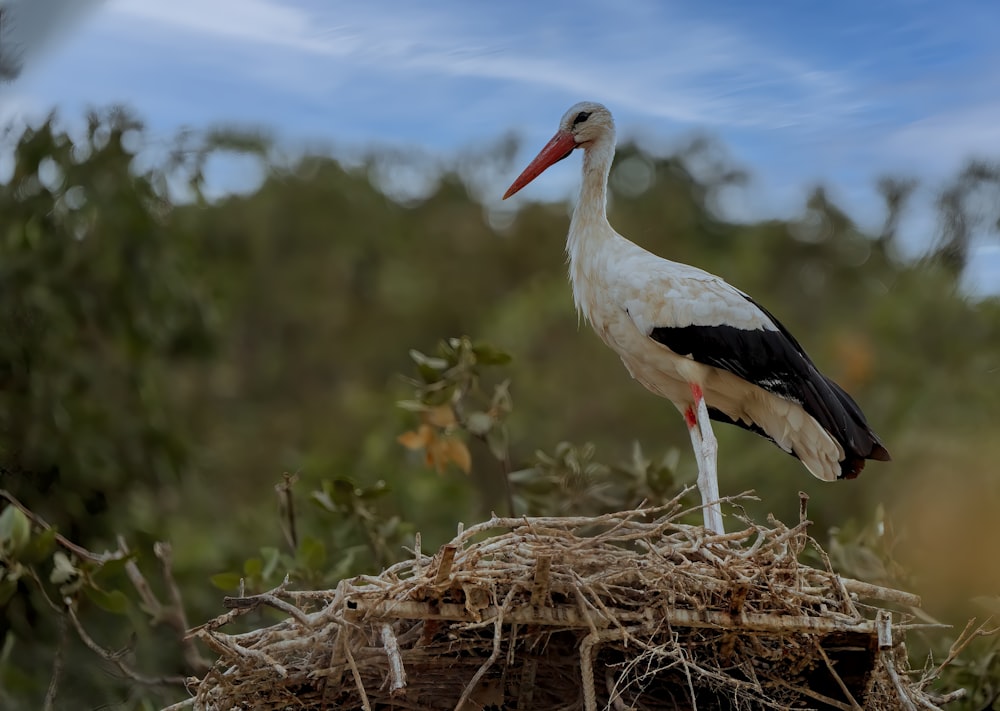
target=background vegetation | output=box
[0,108,998,709]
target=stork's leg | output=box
[689,383,724,535]
[684,404,721,533]
[683,406,706,477]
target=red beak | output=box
[502,130,577,200]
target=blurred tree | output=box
[875,175,919,253]
[0,109,216,706]
[934,159,1000,273]
[0,108,214,533]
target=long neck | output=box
[567,135,615,261]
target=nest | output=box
[172,494,962,710]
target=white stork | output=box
[503,102,890,534]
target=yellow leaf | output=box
[424,404,457,428]
[426,438,446,474]
[442,436,472,474]
[397,424,434,450]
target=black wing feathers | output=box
[649,294,889,478]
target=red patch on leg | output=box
[683,407,697,428]
[689,383,704,403]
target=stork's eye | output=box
[572,111,591,126]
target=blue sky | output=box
[3,0,999,292]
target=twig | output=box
[26,569,64,613]
[433,544,457,586]
[453,589,514,711]
[154,542,210,671]
[0,490,124,564]
[119,536,162,617]
[42,613,69,711]
[925,689,967,705]
[605,667,629,711]
[380,623,407,695]
[319,624,345,707]
[342,631,371,711]
[877,611,918,711]
[840,577,921,607]
[882,649,919,711]
[223,590,311,628]
[65,599,186,687]
[117,539,212,675]
[812,542,861,620]
[204,631,287,677]
[926,617,993,684]
[275,472,299,552]
[530,555,551,606]
[189,576,312,635]
[680,642,698,711]
[816,642,862,710]
[773,678,856,711]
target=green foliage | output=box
[510,441,683,517]
[0,109,215,533]
[211,474,409,596]
[0,109,224,708]
[0,493,193,709]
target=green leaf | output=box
[0,506,31,556]
[358,480,390,500]
[93,555,130,583]
[312,477,357,512]
[472,344,512,366]
[331,478,358,505]
[243,557,263,578]
[395,399,427,413]
[210,572,243,591]
[297,536,326,571]
[84,587,130,615]
[310,489,335,513]
[423,385,456,406]
[417,363,443,383]
[409,349,448,370]
[507,467,539,484]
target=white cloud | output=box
[106,0,321,51]
[883,103,1000,175]
[101,0,864,132]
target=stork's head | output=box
[503,101,614,199]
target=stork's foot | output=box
[697,470,725,536]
